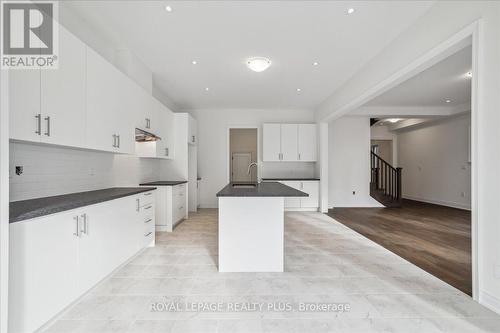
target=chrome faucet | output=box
[247,162,261,183]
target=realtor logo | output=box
[1,1,58,69]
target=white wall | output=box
[9,142,168,202]
[397,114,471,210]
[316,1,500,310]
[190,108,315,208]
[329,117,382,208]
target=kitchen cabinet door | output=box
[115,74,136,155]
[298,124,317,162]
[86,47,120,153]
[263,123,281,161]
[280,181,301,208]
[300,181,320,208]
[280,124,298,161]
[41,23,86,148]
[9,211,80,333]
[158,104,175,159]
[9,69,41,143]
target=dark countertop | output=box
[10,187,156,223]
[216,182,308,197]
[140,181,188,186]
[262,178,320,181]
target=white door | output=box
[281,181,301,208]
[280,124,298,161]
[9,211,80,333]
[9,70,41,143]
[41,23,86,148]
[86,47,119,152]
[300,181,320,208]
[263,123,281,161]
[298,124,317,161]
[232,153,252,182]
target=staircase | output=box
[370,151,402,207]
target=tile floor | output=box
[44,209,500,332]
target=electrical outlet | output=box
[15,166,23,176]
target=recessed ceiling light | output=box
[347,8,355,14]
[246,57,271,72]
[313,61,319,66]
[205,87,209,91]
[466,71,472,78]
[296,88,302,92]
[165,5,172,12]
[191,60,198,65]
[445,99,452,103]
[387,118,401,123]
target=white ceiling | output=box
[366,45,472,107]
[64,1,434,110]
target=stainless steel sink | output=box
[232,183,257,188]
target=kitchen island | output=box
[216,182,307,272]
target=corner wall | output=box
[328,117,382,208]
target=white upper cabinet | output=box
[159,104,175,159]
[298,124,317,161]
[280,124,298,161]
[188,114,197,145]
[263,123,281,161]
[41,23,86,148]
[263,123,317,162]
[9,69,41,143]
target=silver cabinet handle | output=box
[298,153,301,160]
[144,232,153,237]
[192,135,195,143]
[73,216,80,237]
[144,218,152,224]
[144,192,152,196]
[44,116,50,136]
[136,198,140,212]
[112,134,116,148]
[146,118,150,129]
[165,148,169,156]
[179,206,184,210]
[144,205,153,210]
[35,114,41,135]
[117,135,120,148]
[80,213,88,235]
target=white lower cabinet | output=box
[267,180,319,211]
[144,184,187,232]
[8,190,156,333]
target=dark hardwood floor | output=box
[328,199,472,295]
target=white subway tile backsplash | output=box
[9,142,166,202]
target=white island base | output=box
[218,196,284,272]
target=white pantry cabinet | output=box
[262,123,317,162]
[9,190,155,333]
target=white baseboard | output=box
[403,195,471,210]
[284,207,318,212]
[479,290,500,315]
[199,204,218,209]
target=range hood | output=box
[135,128,161,142]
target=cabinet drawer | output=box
[139,191,155,207]
[143,215,155,233]
[172,184,186,195]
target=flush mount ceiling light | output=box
[387,118,401,123]
[205,87,210,91]
[313,61,319,66]
[445,99,452,103]
[347,8,355,14]
[246,57,272,72]
[296,88,302,92]
[165,5,172,12]
[466,71,472,78]
[191,60,198,65]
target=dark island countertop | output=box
[262,178,320,181]
[10,187,156,223]
[140,181,188,186]
[216,182,308,197]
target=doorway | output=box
[229,128,257,182]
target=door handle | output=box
[73,216,80,237]
[80,213,88,235]
[44,116,50,136]
[35,114,41,135]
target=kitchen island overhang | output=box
[216,182,308,272]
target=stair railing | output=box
[370,151,402,202]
